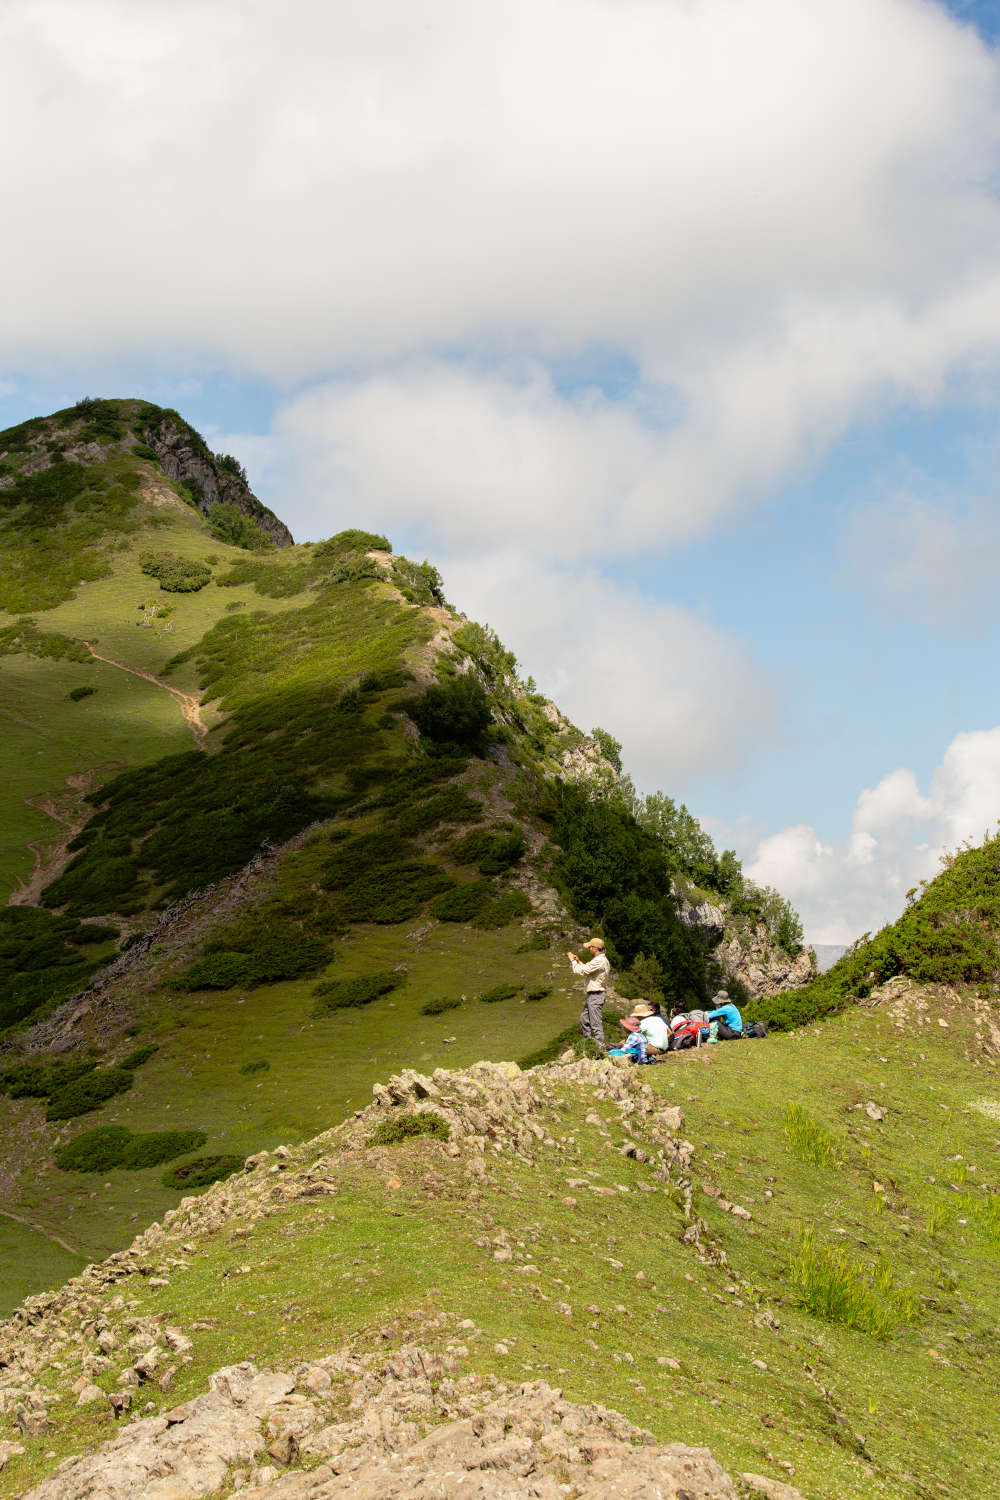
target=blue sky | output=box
[2,0,1000,943]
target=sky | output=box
[1,0,999,944]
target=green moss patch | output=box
[367,1110,450,1145]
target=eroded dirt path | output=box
[0,1206,81,1259]
[83,641,207,747]
[9,770,102,907]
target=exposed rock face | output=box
[717,925,813,999]
[24,1342,804,1500]
[142,417,293,547]
[676,893,812,999]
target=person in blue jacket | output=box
[707,989,743,1039]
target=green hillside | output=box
[0,398,750,1312]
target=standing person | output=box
[567,937,610,1048]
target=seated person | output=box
[631,1001,669,1054]
[707,989,743,1039]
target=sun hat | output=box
[631,1002,655,1017]
[584,937,605,950]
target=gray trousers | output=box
[580,989,605,1048]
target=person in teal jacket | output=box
[707,990,743,1038]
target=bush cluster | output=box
[55,1125,206,1172]
[419,995,462,1015]
[320,827,455,925]
[139,550,213,593]
[0,907,118,1030]
[367,1110,450,1146]
[0,619,91,664]
[68,684,96,701]
[478,983,521,1004]
[163,1154,244,1189]
[206,500,272,551]
[548,781,715,1012]
[182,926,331,991]
[313,970,404,1013]
[748,832,1000,1032]
[410,675,492,754]
[327,552,383,585]
[46,1066,134,1120]
[450,825,526,874]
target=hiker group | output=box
[567,937,766,1064]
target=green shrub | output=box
[430,880,493,923]
[68,684,96,702]
[240,1058,270,1074]
[478,983,521,1004]
[313,970,404,1013]
[473,889,532,929]
[411,675,492,752]
[132,442,159,462]
[395,787,481,835]
[451,825,526,873]
[0,907,118,1030]
[525,985,551,1001]
[214,452,247,483]
[54,1126,131,1173]
[120,1129,207,1169]
[550,782,713,1012]
[327,552,382,585]
[207,500,272,551]
[163,1154,244,1189]
[181,951,257,990]
[368,1110,450,1146]
[391,558,444,605]
[314,529,391,557]
[120,1044,158,1069]
[139,551,212,593]
[420,995,462,1015]
[0,1056,98,1099]
[45,1066,134,1120]
[55,1125,206,1173]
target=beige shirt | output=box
[570,952,610,992]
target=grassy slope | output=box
[3,913,578,1299]
[4,993,1000,1500]
[0,496,302,901]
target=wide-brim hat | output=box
[631,1002,655,1017]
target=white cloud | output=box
[846,491,1000,630]
[747,726,1000,943]
[438,549,776,786]
[1,0,999,549]
[272,364,738,555]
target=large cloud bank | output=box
[747,727,1000,943]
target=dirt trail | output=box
[0,1206,81,1259]
[83,641,207,747]
[9,770,101,907]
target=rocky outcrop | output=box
[142,417,293,547]
[23,1339,804,1500]
[716,924,813,999]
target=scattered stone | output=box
[75,1384,104,1406]
[865,1102,887,1122]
